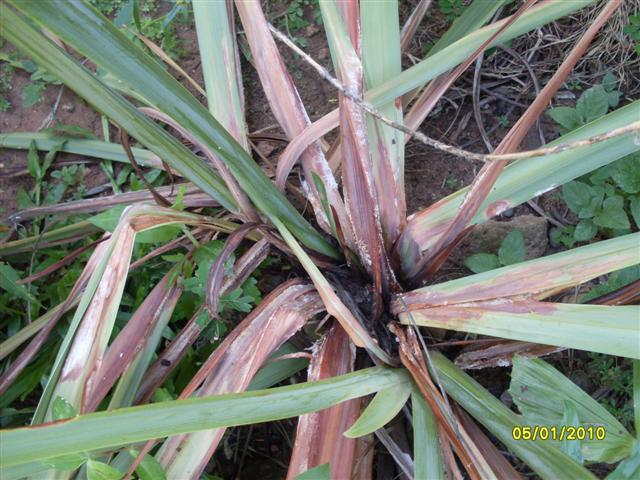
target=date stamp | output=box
[511,425,606,441]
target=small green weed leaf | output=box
[27,140,41,179]
[128,450,167,480]
[610,155,640,194]
[21,81,45,107]
[561,400,584,464]
[171,184,187,211]
[574,219,597,242]
[344,382,411,438]
[0,262,39,304]
[464,253,500,273]
[44,453,87,471]
[295,463,331,480]
[594,197,630,230]
[136,225,181,244]
[86,459,122,480]
[562,181,593,213]
[498,230,526,266]
[547,106,582,131]
[89,205,180,243]
[220,288,254,313]
[52,395,77,420]
[629,196,640,228]
[576,85,609,123]
[602,73,617,92]
[89,205,126,232]
[16,188,35,209]
[194,309,210,328]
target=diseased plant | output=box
[1,1,639,479]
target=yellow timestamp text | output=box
[511,425,606,441]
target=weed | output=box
[445,174,459,190]
[0,63,13,112]
[464,229,526,273]
[548,74,639,248]
[437,0,467,22]
[586,353,634,429]
[623,12,640,55]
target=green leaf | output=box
[562,181,593,213]
[6,0,337,259]
[509,356,634,463]
[21,81,45,107]
[464,253,500,273]
[602,72,617,92]
[44,453,87,471]
[27,140,41,179]
[561,400,584,464]
[431,352,596,479]
[630,195,640,229]
[607,441,640,480]
[1,367,409,467]
[129,450,166,480]
[574,219,597,242]
[295,463,330,480]
[89,205,181,243]
[411,390,444,480]
[42,124,98,139]
[86,459,122,480]
[547,106,582,130]
[0,262,39,304]
[498,230,525,266]
[610,154,640,194]
[52,396,77,421]
[344,383,411,438]
[594,197,630,230]
[576,85,609,123]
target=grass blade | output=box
[509,356,634,463]
[361,0,406,247]
[411,390,445,480]
[0,132,164,169]
[6,0,337,258]
[193,0,247,150]
[398,301,639,358]
[431,352,597,479]
[0,367,410,468]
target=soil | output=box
[1,2,635,479]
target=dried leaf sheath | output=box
[320,0,395,305]
[156,280,324,479]
[234,0,352,245]
[287,323,359,480]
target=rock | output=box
[455,215,548,264]
[305,24,320,36]
[500,390,514,408]
[568,370,596,394]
